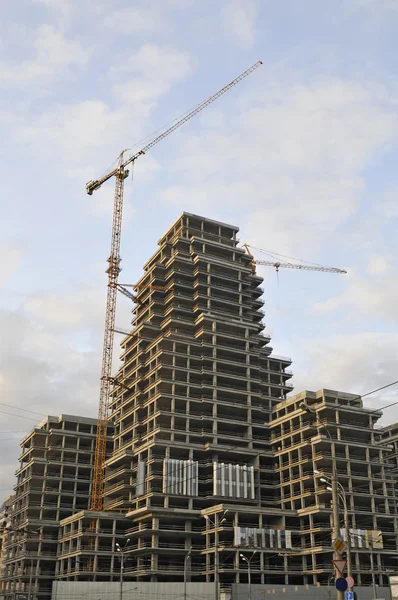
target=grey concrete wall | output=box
[52,582,392,600]
[52,581,215,600]
[231,583,391,600]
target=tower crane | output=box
[242,244,347,274]
[87,61,263,511]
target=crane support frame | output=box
[90,166,127,510]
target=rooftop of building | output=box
[158,212,240,245]
[20,414,100,445]
[273,388,382,416]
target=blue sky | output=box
[1,0,398,494]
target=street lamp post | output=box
[115,539,130,600]
[184,547,192,600]
[350,532,381,600]
[13,528,39,600]
[322,478,352,580]
[300,402,343,600]
[204,511,228,600]
[28,556,34,600]
[239,552,256,600]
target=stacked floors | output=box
[101,213,293,583]
[0,415,112,600]
[56,511,132,581]
[270,389,398,586]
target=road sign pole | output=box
[332,469,343,600]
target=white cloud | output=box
[315,263,398,323]
[0,25,89,86]
[23,287,105,331]
[111,44,193,104]
[104,0,194,34]
[160,78,397,256]
[0,278,136,494]
[12,44,193,180]
[105,6,170,35]
[346,0,398,11]
[0,246,22,287]
[291,332,398,418]
[379,183,398,217]
[367,255,390,275]
[221,0,256,48]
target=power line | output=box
[0,402,46,417]
[104,377,398,504]
[364,381,398,415]
[0,409,42,423]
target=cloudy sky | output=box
[1,0,398,496]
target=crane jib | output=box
[86,61,262,196]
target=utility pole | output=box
[321,475,352,581]
[204,511,228,600]
[28,556,34,600]
[184,547,192,600]
[369,543,377,600]
[116,539,130,600]
[7,526,38,600]
[300,402,343,600]
[239,552,256,600]
[351,532,381,600]
[330,467,344,600]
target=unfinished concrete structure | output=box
[52,214,398,591]
[270,389,398,587]
[94,213,293,582]
[0,495,14,597]
[56,510,131,581]
[0,415,112,600]
[3,213,398,597]
[380,422,398,524]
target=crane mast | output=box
[90,157,127,510]
[88,61,262,511]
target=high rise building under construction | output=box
[1,213,398,600]
[101,212,294,579]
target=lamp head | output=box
[320,477,327,483]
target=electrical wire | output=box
[2,379,398,519]
[0,402,46,417]
[0,409,44,423]
[102,377,398,502]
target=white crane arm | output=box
[254,259,347,274]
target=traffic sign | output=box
[333,559,347,575]
[336,577,348,592]
[332,536,346,554]
[346,575,355,588]
[345,592,354,600]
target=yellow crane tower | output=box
[87,61,263,511]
